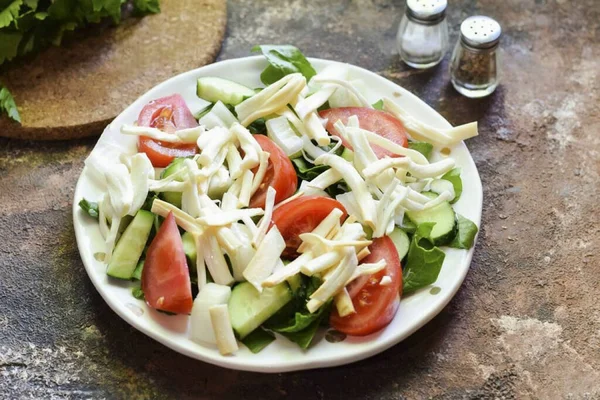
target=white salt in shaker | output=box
[396,0,449,69]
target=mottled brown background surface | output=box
[1,0,599,399]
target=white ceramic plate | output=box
[73,56,482,373]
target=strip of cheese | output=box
[243,226,286,292]
[383,98,478,146]
[209,305,239,355]
[201,233,235,286]
[262,252,313,287]
[315,153,377,228]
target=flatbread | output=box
[0,0,226,140]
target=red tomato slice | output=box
[271,195,347,258]
[319,107,409,159]
[141,212,193,314]
[248,134,298,209]
[137,94,199,167]
[330,236,402,336]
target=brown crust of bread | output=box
[0,0,226,141]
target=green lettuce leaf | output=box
[448,214,478,249]
[403,223,445,294]
[241,327,276,354]
[0,83,20,122]
[408,141,433,160]
[441,168,463,203]
[251,44,317,85]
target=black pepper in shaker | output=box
[450,16,502,98]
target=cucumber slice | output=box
[132,259,144,281]
[406,192,456,246]
[229,282,292,339]
[389,228,410,260]
[197,77,255,105]
[182,231,197,274]
[160,157,186,208]
[286,273,303,294]
[107,210,154,279]
[341,147,354,162]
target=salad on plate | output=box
[78,45,479,356]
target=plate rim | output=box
[72,55,483,373]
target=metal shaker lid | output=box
[460,16,502,49]
[406,0,447,23]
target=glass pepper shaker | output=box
[396,0,449,69]
[450,16,502,98]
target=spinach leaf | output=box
[79,198,99,219]
[278,311,327,349]
[448,214,478,249]
[251,45,317,85]
[408,141,433,160]
[0,83,20,122]
[403,223,445,294]
[264,276,330,349]
[247,117,266,134]
[292,157,330,181]
[241,327,276,354]
[441,168,463,203]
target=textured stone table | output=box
[1,1,599,398]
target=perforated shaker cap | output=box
[460,16,502,49]
[406,0,447,23]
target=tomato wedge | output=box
[137,94,199,167]
[271,196,347,258]
[330,236,402,336]
[249,134,298,209]
[319,107,409,159]
[141,212,193,314]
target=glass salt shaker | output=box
[396,0,449,69]
[450,16,502,98]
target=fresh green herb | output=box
[132,286,145,300]
[132,0,160,15]
[0,1,161,66]
[132,259,144,281]
[408,141,433,160]
[79,199,99,219]
[251,45,317,85]
[240,327,276,353]
[372,99,384,110]
[448,214,478,249]
[0,0,161,121]
[403,223,446,294]
[0,83,20,122]
[441,168,463,203]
